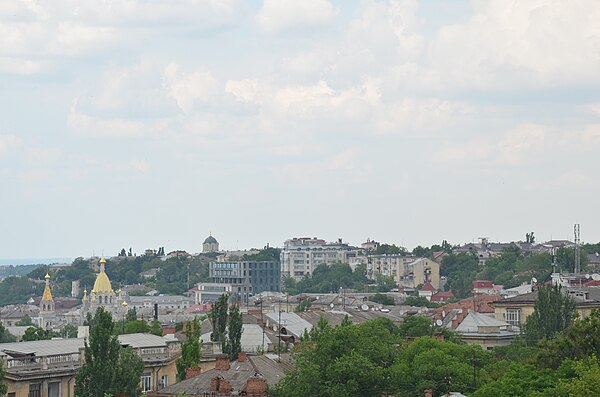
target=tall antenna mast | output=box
[574,224,581,274]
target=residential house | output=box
[418,282,437,301]
[430,291,454,303]
[0,333,181,397]
[492,287,600,328]
[455,310,519,349]
[148,353,289,397]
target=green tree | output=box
[525,285,576,344]
[0,323,16,343]
[0,355,7,396]
[126,307,138,322]
[176,317,202,381]
[122,320,150,335]
[113,347,144,397]
[75,308,122,397]
[397,316,432,338]
[22,326,53,341]
[16,314,34,326]
[535,308,600,369]
[61,323,78,338]
[75,308,144,397]
[370,293,395,305]
[210,294,229,343]
[149,320,163,336]
[294,298,311,312]
[555,356,600,396]
[224,305,243,361]
[403,296,440,308]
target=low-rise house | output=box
[430,291,454,303]
[418,282,437,301]
[0,333,181,396]
[472,280,496,295]
[492,287,600,328]
[455,310,519,349]
[148,353,289,397]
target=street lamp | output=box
[122,301,128,334]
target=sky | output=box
[1,0,600,258]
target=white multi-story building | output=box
[348,254,417,279]
[281,237,359,280]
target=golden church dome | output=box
[93,271,113,294]
[41,273,53,301]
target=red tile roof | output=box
[472,280,494,289]
[419,282,437,292]
[430,291,454,302]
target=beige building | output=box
[280,237,359,280]
[0,333,181,397]
[349,254,418,280]
[492,287,600,328]
[397,257,440,290]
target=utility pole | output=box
[574,224,581,275]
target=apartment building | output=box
[348,254,418,280]
[0,333,181,397]
[209,261,280,302]
[280,237,359,280]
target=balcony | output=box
[6,353,81,372]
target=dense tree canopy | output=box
[525,285,575,344]
[75,308,144,397]
[176,317,202,381]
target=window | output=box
[28,383,41,397]
[48,382,60,397]
[161,375,169,388]
[8,393,15,397]
[141,374,152,392]
[505,308,521,326]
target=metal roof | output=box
[0,338,84,357]
[117,333,169,348]
[265,312,312,338]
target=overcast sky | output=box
[1,0,599,258]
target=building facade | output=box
[0,333,181,397]
[280,237,359,280]
[209,261,280,302]
[348,254,418,280]
[397,257,440,290]
[203,235,219,253]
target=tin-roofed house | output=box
[0,333,181,397]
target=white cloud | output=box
[67,100,152,138]
[163,63,220,114]
[0,135,21,155]
[129,160,149,173]
[426,0,600,90]
[497,123,549,165]
[256,0,337,34]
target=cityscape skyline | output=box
[2,0,599,258]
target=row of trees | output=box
[274,285,599,396]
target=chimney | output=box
[185,367,202,379]
[425,389,433,397]
[215,355,230,371]
[238,351,247,362]
[210,377,220,391]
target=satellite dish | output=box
[361,304,369,311]
[436,319,443,327]
[592,274,600,281]
[586,274,591,279]
[329,303,334,309]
